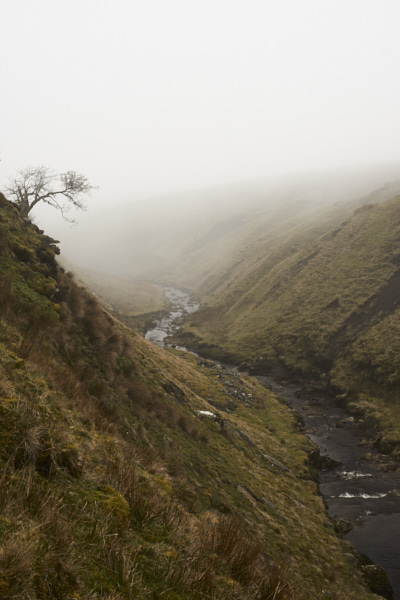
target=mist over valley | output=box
[3,0,400,596]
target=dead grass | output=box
[0,533,37,599]
[164,512,295,600]
[0,274,15,321]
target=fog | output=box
[2,1,400,221]
[3,1,400,304]
[35,164,400,283]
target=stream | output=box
[144,287,199,347]
[145,287,400,599]
[259,378,400,598]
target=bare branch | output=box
[6,166,97,222]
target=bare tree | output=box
[6,166,97,222]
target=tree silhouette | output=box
[6,166,97,223]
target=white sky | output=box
[2,0,400,218]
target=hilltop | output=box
[0,194,384,598]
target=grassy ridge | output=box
[0,194,381,598]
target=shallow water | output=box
[144,287,199,347]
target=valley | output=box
[2,168,400,599]
[4,1,400,598]
[146,287,399,598]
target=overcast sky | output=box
[2,0,400,218]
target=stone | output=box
[360,564,393,598]
[334,518,353,536]
[196,410,216,419]
[307,448,341,470]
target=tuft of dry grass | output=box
[163,512,295,600]
[0,533,36,599]
[0,274,15,321]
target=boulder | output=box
[334,518,353,536]
[307,448,341,470]
[360,563,393,599]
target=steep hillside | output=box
[179,195,400,458]
[0,194,383,599]
[150,179,400,296]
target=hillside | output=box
[176,194,400,459]
[0,194,385,598]
[36,166,400,296]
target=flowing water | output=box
[258,378,400,598]
[144,287,199,347]
[145,288,400,598]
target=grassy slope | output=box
[0,195,381,599]
[143,187,358,294]
[181,196,400,457]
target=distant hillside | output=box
[178,194,400,459]
[57,257,166,319]
[150,177,400,295]
[37,164,400,291]
[0,194,382,598]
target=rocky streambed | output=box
[258,378,399,599]
[145,287,399,599]
[144,287,199,347]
